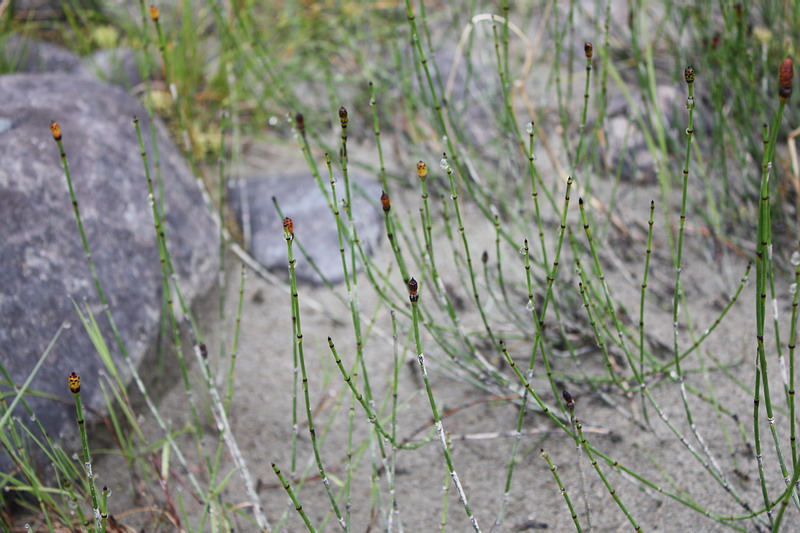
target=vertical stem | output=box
[284,218,346,529]
[639,200,656,425]
[67,372,102,533]
[408,278,481,532]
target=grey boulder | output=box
[0,74,217,470]
[3,35,152,90]
[227,173,384,285]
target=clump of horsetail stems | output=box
[68,372,103,533]
[754,56,796,528]
[49,121,208,503]
[408,277,481,532]
[283,216,346,529]
[669,65,728,492]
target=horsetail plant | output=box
[49,120,209,506]
[283,216,346,530]
[68,372,103,533]
[753,56,797,525]
[135,118,269,531]
[408,277,481,532]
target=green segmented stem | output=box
[440,433,452,533]
[369,82,389,191]
[541,448,582,532]
[754,58,796,521]
[600,0,611,125]
[575,278,626,392]
[574,43,593,170]
[68,373,102,533]
[272,462,316,532]
[440,154,505,382]
[388,312,401,532]
[225,264,246,414]
[409,278,481,532]
[492,177,574,530]
[498,342,753,530]
[328,337,421,451]
[134,117,210,477]
[415,161,483,366]
[670,69,726,491]
[383,198,410,286]
[284,222,346,529]
[491,23,524,155]
[789,255,800,469]
[150,5,195,168]
[577,198,757,519]
[100,485,109,532]
[638,200,656,422]
[573,415,640,531]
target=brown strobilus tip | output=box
[338,106,348,128]
[684,66,695,85]
[380,190,391,212]
[408,277,419,302]
[68,372,81,394]
[417,160,428,179]
[295,113,305,137]
[149,4,160,21]
[481,250,489,264]
[283,217,294,237]
[50,121,62,141]
[779,57,794,101]
[584,42,593,59]
[562,389,575,412]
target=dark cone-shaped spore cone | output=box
[408,277,419,302]
[780,57,794,101]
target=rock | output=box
[227,173,384,285]
[0,74,218,471]
[2,34,92,77]
[3,35,152,90]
